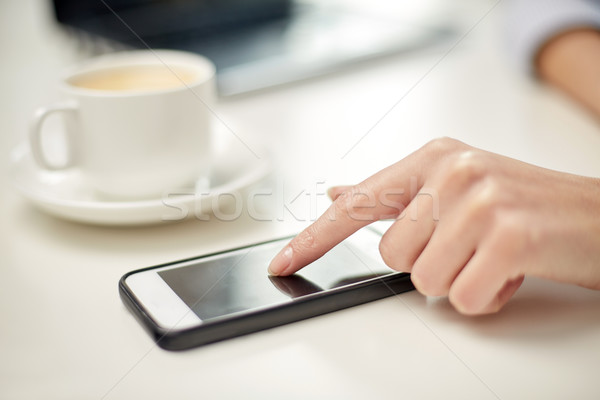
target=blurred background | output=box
[50,0,455,95]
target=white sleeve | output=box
[507,0,600,75]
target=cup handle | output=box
[29,101,78,170]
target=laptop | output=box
[52,0,454,96]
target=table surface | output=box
[2,1,600,399]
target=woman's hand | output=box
[268,137,600,315]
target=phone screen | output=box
[134,228,394,325]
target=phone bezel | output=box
[125,267,204,330]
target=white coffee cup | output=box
[29,50,216,200]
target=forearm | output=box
[536,29,600,116]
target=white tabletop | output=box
[2,1,600,399]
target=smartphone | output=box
[119,227,414,351]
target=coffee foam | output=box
[70,65,198,92]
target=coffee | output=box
[70,65,198,92]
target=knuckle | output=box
[422,137,463,157]
[445,150,488,187]
[410,265,448,297]
[492,215,520,239]
[333,184,377,222]
[464,178,503,223]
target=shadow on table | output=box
[423,277,600,342]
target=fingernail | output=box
[268,246,293,276]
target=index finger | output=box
[267,145,436,276]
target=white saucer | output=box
[9,142,270,226]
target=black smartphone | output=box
[119,227,414,351]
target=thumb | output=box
[327,185,352,201]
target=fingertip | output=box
[268,246,293,276]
